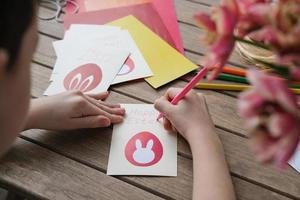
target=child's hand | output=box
[25,91,125,130]
[154,88,215,143]
[156,88,235,200]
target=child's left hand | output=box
[25,90,125,131]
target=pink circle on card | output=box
[125,131,163,167]
[63,63,102,92]
[117,57,135,76]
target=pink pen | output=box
[156,67,209,121]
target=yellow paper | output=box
[108,16,198,88]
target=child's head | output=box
[0,0,38,155]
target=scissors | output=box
[38,0,79,23]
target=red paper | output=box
[64,3,178,52]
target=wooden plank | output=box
[175,0,210,25]
[30,63,296,199]
[20,128,291,200]
[0,138,162,200]
[187,0,219,6]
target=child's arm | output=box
[24,91,125,130]
[155,88,235,200]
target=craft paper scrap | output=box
[108,15,198,88]
[85,0,150,10]
[107,104,177,176]
[63,3,176,52]
[289,144,300,173]
[44,48,130,96]
[51,30,152,84]
[152,0,184,54]
[66,0,86,14]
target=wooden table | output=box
[0,1,299,199]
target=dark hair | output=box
[0,0,36,69]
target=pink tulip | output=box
[238,69,300,168]
[237,3,272,37]
[194,0,238,80]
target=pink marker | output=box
[156,67,209,121]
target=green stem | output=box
[253,59,291,79]
[234,36,271,50]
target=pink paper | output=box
[65,0,184,54]
[65,0,86,13]
[84,0,150,10]
[152,0,184,54]
[64,3,177,52]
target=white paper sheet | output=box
[51,30,152,84]
[289,144,300,173]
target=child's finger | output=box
[165,88,181,100]
[154,97,174,116]
[87,91,109,100]
[80,98,124,123]
[98,101,121,108]
[86,92,122,109]
[71,115,111,129]
[163,117,173,131]
[85,95,125,116]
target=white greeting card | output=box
[66,25,121,41]
[289,144,300,173]
[51,30,153,84]
[107,104,177,176]
[44,48,130,95]
[51,26,122,79]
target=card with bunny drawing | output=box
[107,104,177,176]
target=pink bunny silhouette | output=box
[133,139,155,164]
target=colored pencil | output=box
[157,67,209,121]
[222,66,246,77]
[195,83,300,95]
[217,73,249,84]
[222,66,300,85]
[218,73,300,89]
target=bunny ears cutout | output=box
[135,139,154,150]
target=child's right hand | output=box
[154,88,215,143]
